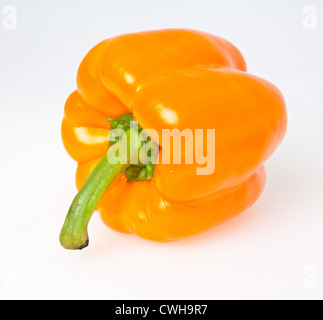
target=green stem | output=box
[59,154,128,250]
[60,114,158,250]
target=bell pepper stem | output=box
[60,114,159,250]
[59,153,128,250]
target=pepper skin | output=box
[61,29,287,247]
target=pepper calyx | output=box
[108,113,158,183]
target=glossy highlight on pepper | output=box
[60,29,287,250]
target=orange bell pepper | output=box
[60,29,287,250]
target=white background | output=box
[0,0,322,300]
